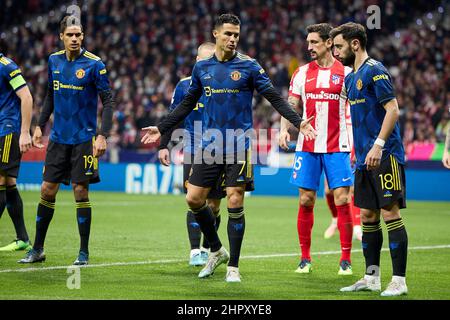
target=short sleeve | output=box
[186,63,203,97]
[94,60,111,92]
[289,68,302,98]
[250,59,272,94]
[2,58,26,91]
[371,65,395,105]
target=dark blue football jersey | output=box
[48,49,111,145]
[0,54,27,136]
[345,57,405,170]
[188,52,272,153]
[170,76,206,154]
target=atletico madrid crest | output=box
[331,74,340,85]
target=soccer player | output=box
[158,42,225,266]
[442,125,450,169]
[332,22,408,296]
[0,52,33,252]
[279,23,354,275]
[142,14,316,282]
[19,16,114,265]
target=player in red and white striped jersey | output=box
[280,23,354,275]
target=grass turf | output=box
[0,191,449,300]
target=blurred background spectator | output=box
[0,0,448,161]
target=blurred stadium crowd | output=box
[0,0,448,158]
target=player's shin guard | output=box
[227,207,245,267]
[326,193,338,218]
[191,203,222,252]
[76,199,92,254]
[336,203,353,262]
[362,221,383,276]
[0,185,6,218]
[6,185,29,242]
[202,210,221,250]
[298,205,314,261]
[187,210,201,250]
[386,218,408,277]
[34,198,55,250]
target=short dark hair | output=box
[330,22,367,49]
[306,23,333,41]
[60,15,83,33]
[214,13,240,29]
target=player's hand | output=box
[32,126,44,149]
[141,126,161,144]
[279,130,291,151]
[299,116,317,141]
[158,149,171,166]
[94,135,107,158]
[19,131,32,154]
[365,144,383,170]
[443,152,450,169]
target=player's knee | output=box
[227,192,244,208]
[186,194,204,209]
[360,209,379,223]
[206,199,221,214]
[299,193,315,207]
[333,192,350,206]
[73,183,89,201]
[6,176,16,187]
[41,182,58,200]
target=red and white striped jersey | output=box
[289,59,352,153]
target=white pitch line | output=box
[1,244,449,274]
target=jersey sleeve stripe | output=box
[50,50,66,56]
[0,57,10,65]
[9,75,26,91]
[288,92,301,98]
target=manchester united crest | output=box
[230,70,241,81]
[76,69,85,79]
[356,79,363,90]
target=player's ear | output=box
[351,39,360,52]
[59,33,64,41]
[325,38,333,49]
[212,29,219,39]
[80,32,84,42]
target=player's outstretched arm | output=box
[141,126,161,144]
[299,116,317,141]
[158,149,171,166]
[279,96,301,150]
[15,86,33,153]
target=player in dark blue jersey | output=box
[19,16,114,265]
[331,22,408,296]
[142,14,316,282]
[158,42,225,267]
[0,53,33,252]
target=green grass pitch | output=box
[0,191,449,300]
